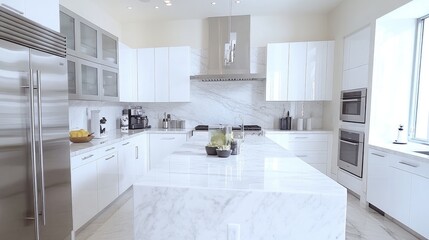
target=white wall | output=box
[121,14,330,48]
[60,0,122,37]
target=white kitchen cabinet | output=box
[366,146,429,239]
[155,47,169,102]
[119,42,138,102]
[266,41,334,101]
[366,149,392,213]
[410,175,429,238]
[137,47,190,102]
[265,132,332,175]
[342,26,370,90]
[134,134,149,179]
[266,43,289,101]
[169,46,191,102]
[287,42,307,101]
[118,140,135,194]
[137,48,155,102]
[149,133,188,169]
[70,158,98,230]
[97,152,119,212]
[1,0,59,31]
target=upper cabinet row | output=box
[266,41,334,101]
[59,6,120,101]
[119,44,190,103]
[0,0,59,31]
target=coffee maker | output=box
[128,106,148,129]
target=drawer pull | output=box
[296,155,308,158]
[294,137,308,139]
[105,147,115,152]
[398,161,418,168]
[371,153,385,158]
[105,155,115,161]
[161,137,175,140]
[81,154,94,160]
[122,142,130,146]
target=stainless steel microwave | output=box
[340,88,367,123]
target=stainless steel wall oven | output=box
[340,88,367,123]
[338,129,365,178]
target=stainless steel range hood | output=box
[191,15,265,81]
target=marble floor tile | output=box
[76,191,421,240]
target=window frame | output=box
[410,15,429,144]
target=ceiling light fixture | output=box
[166,3,172,6]
[155,6,159,9]
[235,0,241,3]
[127,6,133,10]
[211,2,216,5]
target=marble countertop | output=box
[135,135,345,195]
[369,140,429,163]
[70,128,193,157]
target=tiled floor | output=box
[76,190,421,240]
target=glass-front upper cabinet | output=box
[102,68,119,101]
[102,32,118,65]
[80,22,98,58]
[60,11,76,51]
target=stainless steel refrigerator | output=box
[0,7,72,240]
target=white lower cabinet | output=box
[265,132,332,175]
[96,152,119,211]
[367,147,429,239]
[70,159,98,230]
[70,133,149,230]
[149,133,188,169]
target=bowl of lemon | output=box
[69,129,94,143]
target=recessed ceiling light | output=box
[127,6,133,10]
[155,6,159,9]
[235,0,241,3]
[166,3,172,6]
[211,2,216,5]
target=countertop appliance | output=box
[128,106,148,129]
[338,129,365,178]
[340,88,367,123]
[0,7,72,240]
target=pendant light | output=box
[224,0,236,66]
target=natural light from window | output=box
[413,17,429,142]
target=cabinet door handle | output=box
[161,137,175,140]
[398,161,418,168]
[294,137,308,139]
[122,142,130,146]
[105,155,115,161]
[296,155,308,158]
[371,153,385,158]
[1,3,24,15]
[340,139,359,146]
[105,147,115,152]
[82,154,94,160]
[135,146,138,159]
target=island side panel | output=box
[134,185,346,240]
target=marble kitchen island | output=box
[134,135,347,240]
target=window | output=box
[411,16,429,143]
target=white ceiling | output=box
[90,0,344,23]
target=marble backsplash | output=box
[69,80,324,132]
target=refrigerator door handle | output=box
[36,70,47,226]
[28,69,41,240]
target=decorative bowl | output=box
[216,149,232,158]
[205,146,218,155]
[70,135,94,143]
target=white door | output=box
[118,141,135,194]
[134,134,148,179]
[119,42,138,102]
[287,42,307,101]
[137,48,155,102]
[306,41,327,100]
[366,149,392,213]
[266,43,289,101]
[169,46,190,102]
[97,153,119,211]
[410,175,429,239]
[154,47,169,102]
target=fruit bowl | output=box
[69,135,94,143]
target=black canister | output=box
[280,117,292,130]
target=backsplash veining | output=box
[69,80,324,131]
[69,47,323,131]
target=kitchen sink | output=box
[414,151,429,156]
